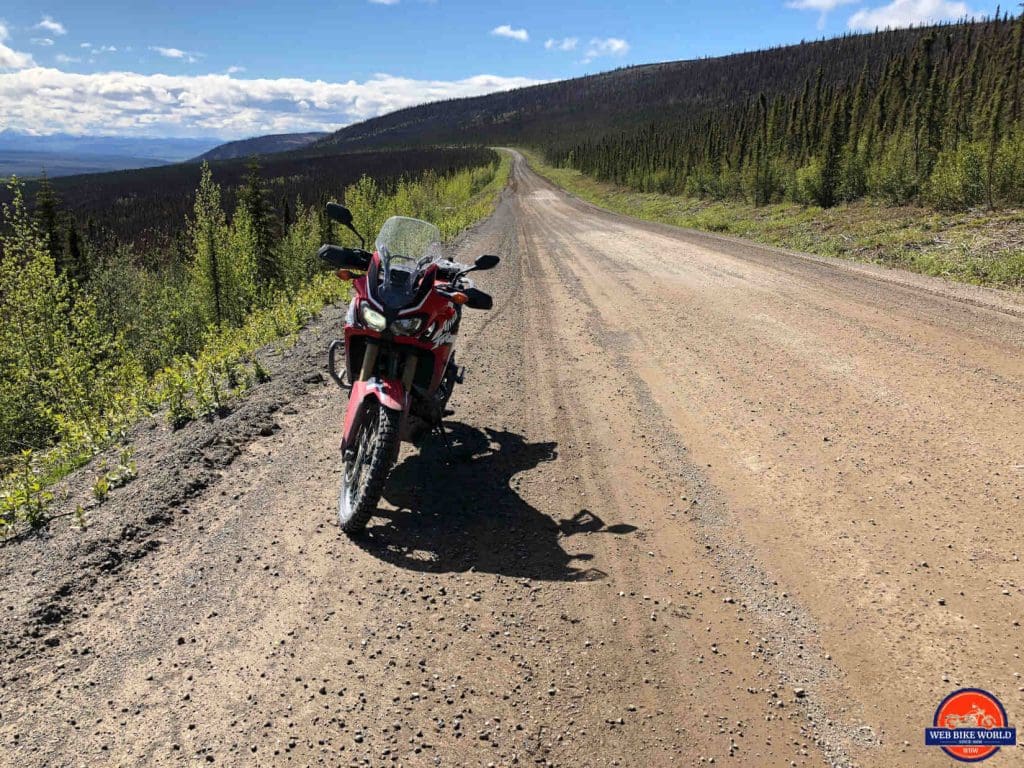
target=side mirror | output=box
[474,254,500,271]
[326,202,353,226]
[325,202,365,248]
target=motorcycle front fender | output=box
[340,378,408,452]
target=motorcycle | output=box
[943,705,997,729]
[317,202,499,533]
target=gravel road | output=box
[2,151,1022,767]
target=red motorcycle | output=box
[317,203,499,533]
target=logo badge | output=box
[925,688,1016,762]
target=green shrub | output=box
[794,159,823,206]
[926,143,986,210]
[867,134,920,204]
[993,132,1024,206]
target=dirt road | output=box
[3,151,1023,767]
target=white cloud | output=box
[545,37,578,51]
[31,37,54,46]
[0,22,34,70]
[0,67,545,138]
[582,37,630,62]
[787,0,859,10]
[848,0,974,29]
[81,42,91,48]
[97,45,117,53]
[491,25,529,42]
[0,45,33,69]
[55,54,79,64]
[152,46,187,58]
[150,46,200,63]
[787,0,861,29]
[35,16,66,36]
[226,65,246,75]
[369,0,400,4]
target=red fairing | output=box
[344,263,460,393]
[340,379,408,451]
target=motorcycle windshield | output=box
[374,216,444,309]
[376,216,443,270]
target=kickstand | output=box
[436,422,455,464]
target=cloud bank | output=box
[0,67,544,138]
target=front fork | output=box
[356,340,418,391]
[340,340,417,457]
[358,340,379,382]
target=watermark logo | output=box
[925,688,1016,762]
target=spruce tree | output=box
[189,163,230,327]
[239,160,279,290]
[34,174,62,267]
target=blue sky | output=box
[0,0,1003,138]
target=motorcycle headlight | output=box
[390,316,423,336]
[359,304,387,332]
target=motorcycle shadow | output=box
[353,422,635,581]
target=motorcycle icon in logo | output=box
[925,688,1017,762]
[943,705,998,731]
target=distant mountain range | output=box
[0,130,333,178]
[0,150,174,178]
[193,132,329,162]
[0,131,223,160]
[0,131,223,179]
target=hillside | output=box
[316,24,968,151]
[320,14,1024,213]
[193,132,329,162]
[4,146,494,252]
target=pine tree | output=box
[239,160,279,290]
[545,14,1024,211]
[63,217,87,284]
[189,163,231,327]
[34,174,62,267]
[0,180,67,451]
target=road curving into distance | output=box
[2,150,1022,767]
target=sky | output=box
[0,0,1005,139]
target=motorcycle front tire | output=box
[338,401,401,534]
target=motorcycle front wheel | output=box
[338,401,401,534]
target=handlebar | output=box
[317,244,371,270]
[316,245,493,309]
[434,259,472,281]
